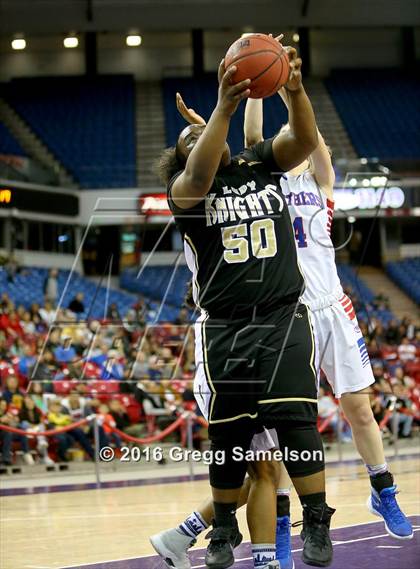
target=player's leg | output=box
[248,428,294,569]
[275,462,293,569]
[205,424,263,569]
[150,481,253,569]
[246,450,280,569]
[319,301,413,540]
[259,303,335,568]
[340,389,413,539]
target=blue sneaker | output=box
[367,485,413,539]
[276,515,294,569]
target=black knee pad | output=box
[208,430,255,490]
[268,421,325,478]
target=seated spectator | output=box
[401,317,417,341]
[135,380,177,431]
[47,399,94,461]
[97,403,121,448]
[385,319,401,345]
[61,391,93,421]
[19,311,36,335]
[318,387,352,443]
[370,392,386,426]
[131,350,150,380]
[398,337,416,362]
[68,292,85,315]
[372,363,393,395]
[39,300,56,327]
[0,397,34,465]
[385,384,415,438]
[107,303,121,321]
[18,345,37,377]
[2,375,25,409]
[28,350,58,389]
[373,290,390,310]
[108,398,145,439]
[29,382,49,414]
[372,323,387,345]
[19,395,54,465]
[54,337,77,364]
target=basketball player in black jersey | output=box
[157,50,334,569]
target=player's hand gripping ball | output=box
[224,33,290,99]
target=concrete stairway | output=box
[358,266,420,323]
[0,97,76,187]
[304,78,357,160]
[136,81,166,188]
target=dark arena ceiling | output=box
[0,0,419,35]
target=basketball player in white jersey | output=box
[150,88,412,569]
[243,86,412,542]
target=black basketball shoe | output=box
[204,519,243,569]
[299,504,335,567]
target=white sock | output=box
[252,544,276,568]
[366,462,388,477]
[276,487,291,496]
[178,511,209,538]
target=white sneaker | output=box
[262,562,281,569]
[23,453,35,465]
[150,528,195,569]
[41,455,55,465]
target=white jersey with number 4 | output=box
[280,170,374,398]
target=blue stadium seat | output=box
[386,257,420,305]
[0,121,25,156]
[0,267,138,321]
[326,69,420,159]
[4,75,136,188]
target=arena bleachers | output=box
[163,75,288,155]
[3,75,136,188]
[121,263,396,324]
[337,264,395,324]
[326,69,420,159]
[387,257,420,305]
[0,121,25,156]
[1,267,136,320]
[121,264,190,310]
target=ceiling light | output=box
[126,35,142,47]
[11,38,26,50]
[64,35,79,49]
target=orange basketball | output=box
[224,33,290,99]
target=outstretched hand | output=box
[283,46,302,92]
[175,92,206,126]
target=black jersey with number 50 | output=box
[167,138,304,317]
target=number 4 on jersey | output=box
[293,216,308,248]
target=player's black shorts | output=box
[194,301,318,442]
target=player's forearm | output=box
[183,106,230,193]
[244,98,263,147]
[287,86,318,153]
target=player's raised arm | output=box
[244,98,263,147]
[171,62,250,210]
[271,47,318,172]
[279,87,335,197]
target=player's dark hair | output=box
[155,145,185,185]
